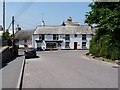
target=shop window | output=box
[46,43,56,48]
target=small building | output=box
[15,29,34,48]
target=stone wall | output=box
[0,46,14,67]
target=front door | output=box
[74,42,77,49]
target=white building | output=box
[15,29,34,48]
[32,25,93,50]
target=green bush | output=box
[90,34,120,60]
[1,30,10,40]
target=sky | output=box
[0,2,92,30]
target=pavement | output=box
[1,50,25,88]
[22,50,119,88]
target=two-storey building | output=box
[32,25,93,50]
[32,17,93,50]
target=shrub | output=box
[90,34,120,60]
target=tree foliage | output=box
[85,2,120,60]
[2,30,10,40]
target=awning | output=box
[45,40,63,43]
[36,40,43,43]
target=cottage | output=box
[32,17,94,50]
[32,25,93,50]
[15,29,34,48]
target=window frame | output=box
[39,34,44,40]
[74,34,77,37]
[53,34,59,40]
[82,34,86,40]
[65,42,70,48]
[65,34,70,40]
[82,42,86,48]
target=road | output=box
[22,50,118,88]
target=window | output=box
[39,35,42,40]
[46,43,56,48]
[74,34,77,37]
[82,34,86,40]
[53,34,59,40]
[65,35,70,40]
[39,34,44,40]
[24,39,27,45]
[37,42,42,48]
[82,42,86,48]
[65,42,70,48]
[42,35,44,40]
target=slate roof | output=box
[34,25,93,35]
[15,30,34,40]
[65,21,80,26]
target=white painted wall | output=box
[32,35,35,48]
[70,34,82,49]
[86,34,92,49]
[32,34,92,50]
[45,35,53,41]
[60,35,65,49]
[32,34,39,49]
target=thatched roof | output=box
[15,30,34,40]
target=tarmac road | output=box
[22,50,118,88]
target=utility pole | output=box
[12,16,16,56]
[12,16,15,40]
[3,0,5,32]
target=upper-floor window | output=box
[65,34,70,40]
[39,34,44,40]
[53,34,59,40]
[82,34,86,40]
[74,34,77,37]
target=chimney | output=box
[16,24,21,31]
[42,21,45,26]
[67,17,72,22]
[61,21,66,26]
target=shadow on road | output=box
[25,56,39,59]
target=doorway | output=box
[74,42,77,49]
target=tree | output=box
[85,2,120,60]
[1,30,12,46]
[2,29,10,40]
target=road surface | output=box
[22,50,118,88]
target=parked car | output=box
[24,45,37,59]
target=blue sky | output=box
[0,2,92,30]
